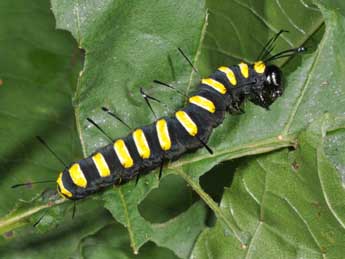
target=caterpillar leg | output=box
[228,102,245,115]
[135,174,140,185]
[158,159,165,180]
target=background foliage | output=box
[0,0,344,258]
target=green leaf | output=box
[80,222,178,259]
[191,115,345,258]
[323,118,345,185]
[104,198,206,258]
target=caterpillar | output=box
[54,32,305,200]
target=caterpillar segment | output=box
[132,129,151,159]
[57,61,284,200]
[92,153,111,178]
[188,96,216,113]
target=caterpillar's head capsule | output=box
[250,42,305,109]
[250,64,283,109]
[264,64,283,97]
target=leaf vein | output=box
[282,46,322,135]
[232,0,293,47]
[275,0,306,34]
[244,221,263,259]
[117,188,138,253]
[185,10,209,98]
[317,150,345,232]
[176,168,246,245]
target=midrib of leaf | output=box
[74,71,87,157]
[176,168,246,245]
[184,11,208,100]
[0,198,66,235]
[71,0,87,157]
[75,0,82,46]
[232,0,294,47]
[244,221,263,259]
[169,136,295,170]
[117,188,138,254]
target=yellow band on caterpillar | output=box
[114,139,134,168]
[92,153,111,177]
[254,61,266,74]
[218,66,237,86]
[189,95,216,113]
[69,163,87,188]
[57,172,72,198]
[156,119,171,151]
[132,129,151,159]
[201,78,227,94]
[239,62,249,78]
[176,111,198,136]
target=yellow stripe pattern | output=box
[176,111,198,136]
[69,163,87,188]
[189,96,215,113]
[201,78,227,94]
[254,61,266,74]
[218,66,237,86]
[57,172,72,198]
[239,62,249,78]
[114,139,134,168]
[156,119,171,151]
[132,129,151,159]
[92,153,111,177]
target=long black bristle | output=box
[87,117,113,142]
[178,47,199,74]
[101,107,131,130]
[36,136,66,167]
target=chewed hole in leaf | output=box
[139,174,197,223]
[199,159,238,204]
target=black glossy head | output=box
[264,65,283,99]
[250,65,283,109]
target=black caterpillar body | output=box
[57,60,283,200]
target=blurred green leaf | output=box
[0,0,84,241]
[0,199,112,259]
[0,0,82,219]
